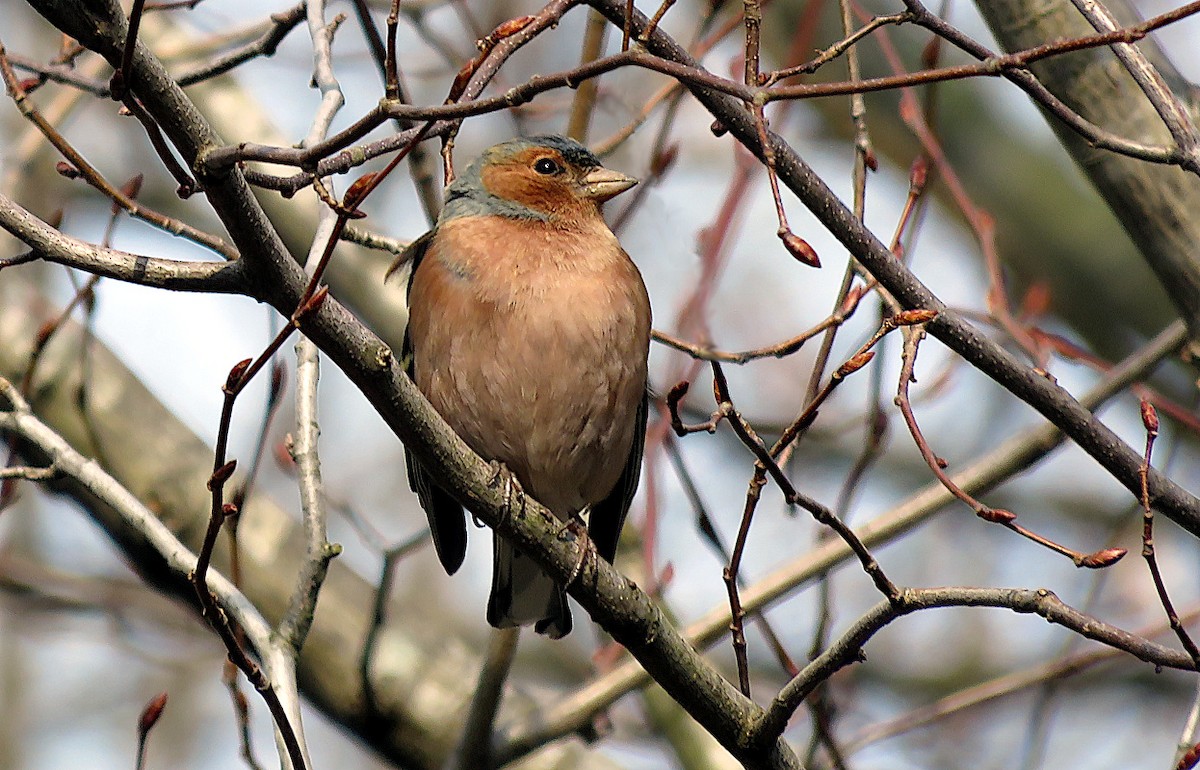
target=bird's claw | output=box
[487,460,525,524]
[563,518,593,590]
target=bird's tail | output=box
[487,534,572,638]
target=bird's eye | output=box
[533,158,561,175]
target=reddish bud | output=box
[1140,400,1159,437]
[667,380,690,408]
[979,507,1016,523]
[864,148,879,172]
[300,285,330,316]
[1079,547,1126,569]
[710,119,728,137]
[920,35,943,70]
[909,156,929,192]
[893,309,938,326]
[120,173,144,201]
[55,161,81,179]
[489,14,535,41]
[137,691,168,736]
[207,460,238,489]
[650,143,680,177]
[221,502,240,519]
[1020,281,1052,318]
[225,358,252,391]
[18,77,41,93]
[448,58,478,102]
[835,351,875,378]
[935,455,948,469]
[112,173,143,215]
[841,284,868,314]
[870,410,889,441]
[780,231,820,268]
[274,440,295,471]
[35,319,56,347]
[343,172,377,210]
[667,380,691,436]
[977,210,996,238]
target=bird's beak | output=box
[581,167,638,202]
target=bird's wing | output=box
[400,230,469,575]
[384,229,434,284]
[589,391,648,564]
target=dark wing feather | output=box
[588,391,648,564]
[397,231,468,575]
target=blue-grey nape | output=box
[440,135,602,223]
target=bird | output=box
[390,135,651,638]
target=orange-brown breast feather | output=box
[406,214,651,516]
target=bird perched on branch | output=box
[391,135,651,638]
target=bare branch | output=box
[0,193,243,292]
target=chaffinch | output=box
[392,135,651,638]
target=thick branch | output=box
[973,0,1200,336]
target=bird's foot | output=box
[563,517,594,590]
[487,460,525,525]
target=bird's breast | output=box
[408,216,651,516]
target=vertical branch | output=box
[749,101,821,268]
[622,0,634,51]
[741,0,761,88]
[114,0,147,97]
[383,0,400,101]
[566,10,610,142]
[800,0,877,409]
[449,628,521,770]
[354,0,442,224]
[359,531,430,714]
[1137,400,1200,666]
[712,361,763,697]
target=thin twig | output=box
[0,43,234,257]
[893,324,1124,568]
[1137,399,1200,666]
[750,586,1200,749]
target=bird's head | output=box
[441,135,637,223]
